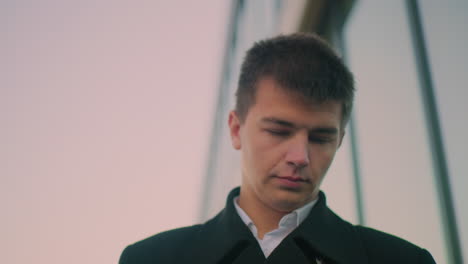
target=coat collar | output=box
[191,187,369,264]
[288,191,369,264]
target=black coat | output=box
[119,187,436,264]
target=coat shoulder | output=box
[119,225,203,264]
[355,226,436,263]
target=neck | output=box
[238,188,290,239]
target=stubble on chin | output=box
[265,186,316,213]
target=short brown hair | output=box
[235,33,355,127]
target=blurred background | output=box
[2,1,467,263]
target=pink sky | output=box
[1,1,230,263]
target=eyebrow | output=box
[260,117,339,134]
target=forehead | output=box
[247,78,343,128]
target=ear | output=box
[228,110,242,150]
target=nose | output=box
[285,134,310,169]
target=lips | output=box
[274,175,308,188]
[277,176,307,182]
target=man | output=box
[119,33,436,263]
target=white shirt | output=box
[233,196,318,258]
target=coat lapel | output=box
[265,236,315,264]
[190,188,265,264]
[287,192,369,264]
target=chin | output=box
[270,194,308,212]
[271,200,302,213]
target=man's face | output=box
[229,78,344,213]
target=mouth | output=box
[274,175,308,188]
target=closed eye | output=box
[308,136,332,144]
[266,129,291,137]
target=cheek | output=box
[311,146,338,169]
[244,135,283,176]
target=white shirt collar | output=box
[233,195,318,230]
[233,195,318,258]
